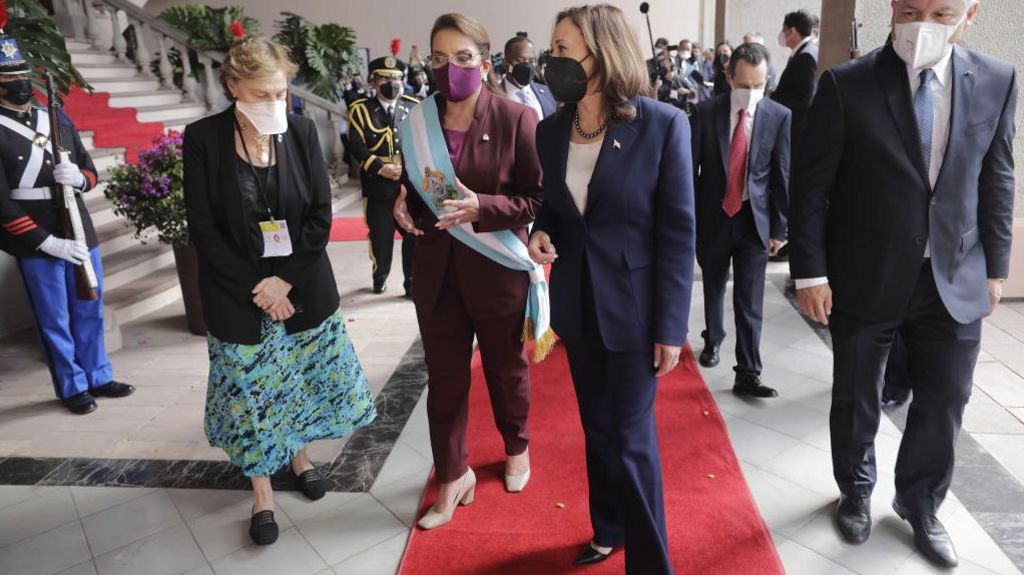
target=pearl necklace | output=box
[573,108,609,139]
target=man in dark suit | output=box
[691,43,791,398]
[771,10,819,145]
[348,57,419,296]
[789,0,1016,567]
[500,36,557,120]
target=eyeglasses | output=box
[426,51,484,69]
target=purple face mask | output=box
[434,62,482,103]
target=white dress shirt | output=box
[566,140,603,216]
[793,49,954,291]
[507,82,545,121]
[729,95,758,201]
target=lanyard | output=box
[234,114,276,220]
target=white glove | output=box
[38,235,90,265]
[52,162,86,189]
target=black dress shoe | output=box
[733,374,779,398]
[834,494,872,544]
[881,384,911,407]
[296,467,326,501]
[91,381,135,398]
[698,345,720,368]
[249,509,279,545]
[62,391,97,415]
[893,497,958,568]
[573,543,613,566]
[373,282,387,295]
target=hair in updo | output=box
[219,36,298,100]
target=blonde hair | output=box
[220,36,298,100]
[555,5,651,121]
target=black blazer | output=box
[183,106,339,344]
[771,39,819,140]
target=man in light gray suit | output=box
[789,0,1016,568]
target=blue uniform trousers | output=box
[17,248,113,399]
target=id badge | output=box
[258,220,293,258]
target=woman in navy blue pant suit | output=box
[528,5,696,573]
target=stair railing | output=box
[52,0,347,165]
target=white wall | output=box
[722,0,822,79]
[142,0,702,64]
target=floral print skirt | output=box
[204,309,377,477]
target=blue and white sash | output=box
[398,95,555,361]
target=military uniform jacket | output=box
[0,105,99,258]
[347,95,417,201]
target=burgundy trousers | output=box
[416,263,531,484]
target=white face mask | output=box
[731,87,766,112]
[777,30,789,48]
[892,11,967,69]
[235,100,288,135]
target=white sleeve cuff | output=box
[794,277,829,290]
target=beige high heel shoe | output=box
[417,468,476,530]
[505,449,531,493]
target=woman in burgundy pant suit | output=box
[393,13,542,530]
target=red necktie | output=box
[723,108,748,218]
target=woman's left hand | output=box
[436,179,480,230]
[653,343,682,377]
[252,276,293,312]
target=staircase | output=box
[65,40,358,352]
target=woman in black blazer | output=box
[183,36,376,546]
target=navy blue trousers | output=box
[18,248,113,399]
[563,267,672,575]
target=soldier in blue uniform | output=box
[347,56,418,296]
[0,32,134,414]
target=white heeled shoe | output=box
[417,468,476,530]
[504,468,531,493]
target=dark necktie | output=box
[914,68,934,175]
[723,108,748,218]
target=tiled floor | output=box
[2,237,1024,573]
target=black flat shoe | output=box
[62,392,97,415]
[296,467,326,501]
[835,494,872,544]
[733,374,779,398]
[893,497,958,568]
[91,381,135,398]
[249,509,279,546]
[573,543,613,566]
[698,344,720,368]
[373,282,387,295]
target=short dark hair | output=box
[655,37,669,48]
[783,10,816,38]
[728,42,770,77]
[504,35,532,55]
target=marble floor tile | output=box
[274,491,365,526]
[82,490,183,556]
[371,439,433,491]
[721,415,802,468]
[0,520,91,575]
[93,523,207,575]
[55,561,98,575]
[733,399,828,441]
[944,505,1024,574]
[775,538,858,575]
[973,434,1024,484]
[166,488,251,522]
[70,486,155,517]
[974,363,1024,409]
[370,469,429,528]
[210,527,327,575]
[762,443,840,500]
[739,462,830,536]
[329,531,409,575]
[789,509,916,575]
[0,486,78,548]
[185,497,295,561]
[0,484,61,511]
[295,493,407,566]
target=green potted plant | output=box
[274,12,362,103]
[153,5,258,90]
[104,130,205,335]
[4,0,91,96]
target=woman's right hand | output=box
[267,297,296,322]
[528,231,558,265]
[394,186,424,236]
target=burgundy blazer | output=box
[403,88,543,319]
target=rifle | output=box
[850,18,863,60]
[45,73,99,300]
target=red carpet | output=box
[329,217,400,242]
[60,87,166,163]
[398,344,783,575]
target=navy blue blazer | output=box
[690,93,791,257]
[790,44,1017,324]
[531,82,557,118]
[533,97,696,352]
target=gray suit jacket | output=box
[790,43,1017,324]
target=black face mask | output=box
[0,79,33,106]
[509,61,535,87]
[716,53,730,67]
[378,81,400,100]
[543,54,592,104]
